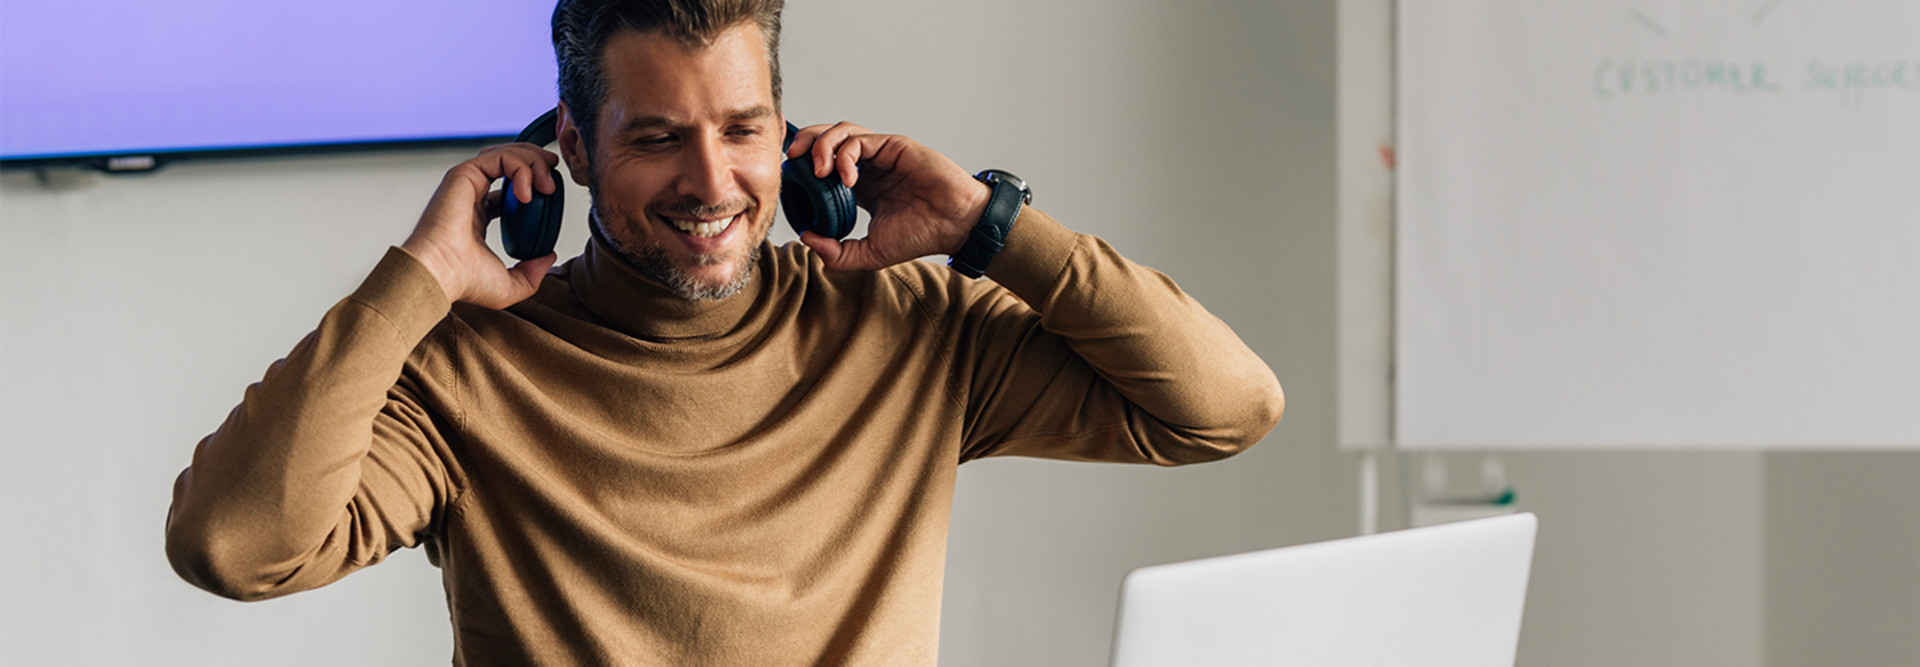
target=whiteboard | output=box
[1395,0,1920,449]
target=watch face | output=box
[977,169,1032,205]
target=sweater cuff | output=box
[982,206,1079,303]
[347,247,454,343]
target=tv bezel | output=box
[0,133,526,173]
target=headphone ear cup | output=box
[781,157,858,241]
[501,167,565,260]
[499,108,565,261]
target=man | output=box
[164,0,1283,664]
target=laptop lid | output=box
[1110,512,1538,667]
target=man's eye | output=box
[632,134,675,148]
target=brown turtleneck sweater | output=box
[164,208,1283,665]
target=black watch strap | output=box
[948,172,1026,279]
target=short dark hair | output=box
[551,0,785,157]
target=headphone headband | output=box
[516,107,561,145]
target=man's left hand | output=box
[785,122,992,271]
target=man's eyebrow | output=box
[613,115,682,138]
[613,106,776,137]
[725,106,775,124]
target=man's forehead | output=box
[596,24,774,122]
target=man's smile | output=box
[641,202,764,268]
[662,211,741,239]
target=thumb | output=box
[800,232,884,271]
[799,231,845,268]
[503,253,558,299]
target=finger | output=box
[535,167,555,197]
[790,123,839,161]
[787,125,818,160]
[476,143,558,179]
[829,135,911,194]
[452,148,523,196]
[836,139,863,188]
[506,148,560,199]
[510,159,536,204]
[848,133,915,173]
[483,189,506,221]
[811,125,839,177]
[532,149,559,195]
[812,121,870,178]
[508,164,526,204]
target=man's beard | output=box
[590,204,766,302]
[632,237,762,302]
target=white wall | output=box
[1765,453,1920,666]
[3,1,1916,666]
[1502,453,1765,666]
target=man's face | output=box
[563,24,783,301]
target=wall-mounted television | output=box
[0,0,559,171]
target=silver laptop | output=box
[1110,513,1537,667]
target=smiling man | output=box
[563,22,783,301]
[164,1,1283,664]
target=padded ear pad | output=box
[501,108,565,260]
[780,122,859,240]
[501,170,564,260]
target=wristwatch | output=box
[948,169,1032,279]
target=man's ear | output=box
[556,102,592,186]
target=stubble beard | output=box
[591,204,768,302]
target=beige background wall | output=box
[2,1,1914,665]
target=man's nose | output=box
[676,135,733,205]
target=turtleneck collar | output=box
[567,221,770,340]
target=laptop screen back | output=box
[1111,513,1537,667]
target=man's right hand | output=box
[401,143,563,309]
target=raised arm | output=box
[952,208,1285,464]
[164,249,465,600]
[165,141,560,600]
[783,121,1282,464]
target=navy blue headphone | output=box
[500,108,859,260]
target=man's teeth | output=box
[670,214,737,238]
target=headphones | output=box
[500,108,859,260]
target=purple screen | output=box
[0,0,559,160]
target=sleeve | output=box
[953,208,1284,465]
[164,247,464,601]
